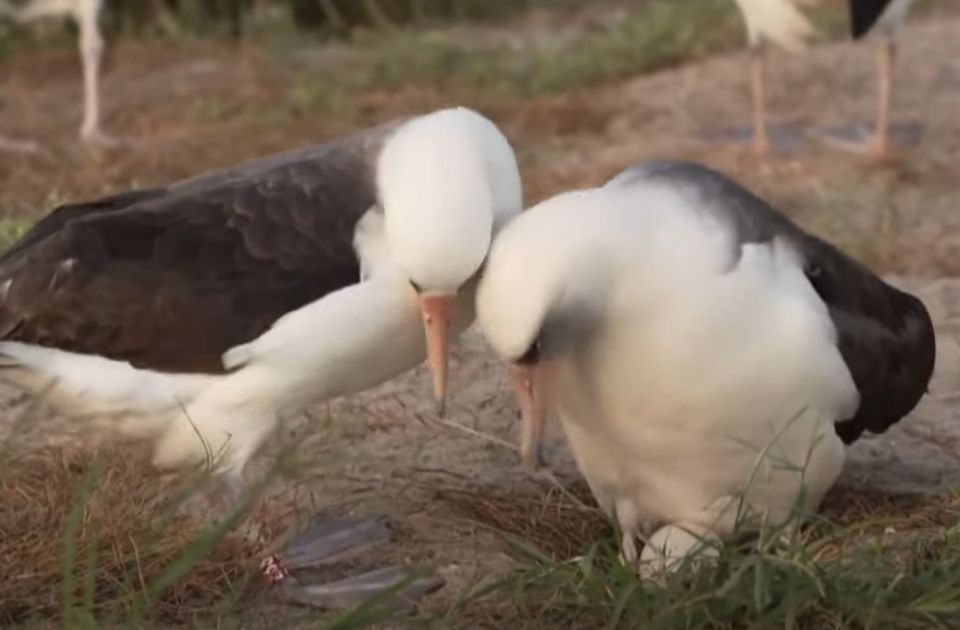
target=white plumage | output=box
[477,160,932,574]
[732,0,816,53]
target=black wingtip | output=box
[849,0,896,40]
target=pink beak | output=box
[419,293,455,415]
[509,361,556,470]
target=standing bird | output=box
[477,161,934,574]
[729,0,916,158]
[0,0,113,152]
[0,107,522,501]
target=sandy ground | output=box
[1,7,959,625]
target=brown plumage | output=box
[0,120,401,374]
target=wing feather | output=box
[0,121,402,374]
[849,0,896,38]
[617,160,936,442]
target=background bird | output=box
[477,160,934,575]
[0,106,522,503]
[0,0,113,152]
[729,0,916,157]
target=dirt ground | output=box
[1,7,959,626]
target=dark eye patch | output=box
[410,280,422,293]
[515,338,541,365]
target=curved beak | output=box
[509,361,556,470]
[419,293,455,415]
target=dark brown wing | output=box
[798,236,935,443]
[849,0,895,38]
[620,160,936,443]
[0,121,401,374]
[0,188,167,262]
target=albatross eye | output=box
[410,280,422,293]
[516,339,541,365]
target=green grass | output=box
[278,0,744,105]
[436,503,960,629]
[0,216,31,251]
[6,433,960,629]
[263,0,917,122]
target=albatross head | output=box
[477,189,613,468]
[378,107,522,412]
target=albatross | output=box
[729,0,916,157]
[477,160,935,574]
[0,107,522,498]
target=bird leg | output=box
[750,43,770,157]
[75,1,120,148]
[817,37,903,158]
[698,42,800,154]
[868,38,895,159]
[4,0,125,149]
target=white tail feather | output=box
[0,342,213,437]
[733,0,815,52]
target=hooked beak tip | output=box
[435,397,447,417]
[510,361,552,474]
[520,445,544,471]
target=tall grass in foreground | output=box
[0,445,264,627]
[432,486,960,629]
[1,388,959,628]
[0,391,416,629]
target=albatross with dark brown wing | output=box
[0,107,523,494]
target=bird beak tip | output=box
[520,445,544,471]
[510,362,550,474]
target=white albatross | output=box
[477,160,935,574]
[0,107,522,499]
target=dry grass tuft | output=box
[0,446,274,626]
[437,480,609,560]
[435,478,960,567]
[819,483,960,538]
